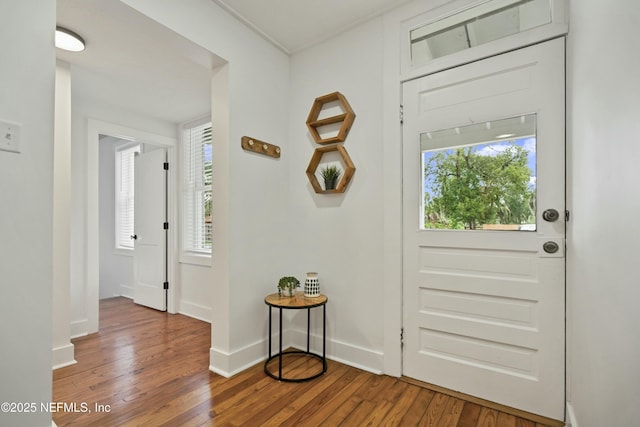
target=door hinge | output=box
[163,162,169,170]
[400,328,404,346]
[565,210,570,222]
[163,222,169,230]
[163,281,169,290]
[400,105,404,125]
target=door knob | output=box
[130,234,137,240]
[542,209,560,222]
[543,241,559,254]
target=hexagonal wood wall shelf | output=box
[306,145,356,194]
[306,92,356,145]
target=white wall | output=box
[281,0,461,377]
[178,263,213,322]
[121,0,291,375]
[98,137,135,299]
[11,2,640,426]
[125,0,454,378]
[566,0,640,425]
[287,18,386,371]
[0,1,55,426]
[99,7,640,420]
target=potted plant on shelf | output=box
[320,165,342,191]
[277,276,300,297]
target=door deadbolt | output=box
[542,209,560,222]
[543,241,559,254]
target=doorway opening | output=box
[98,136,138,301]
[98,135,170,311]
[57,0,222,336]
[87,120,177,332]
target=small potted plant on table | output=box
[277,276,300,297]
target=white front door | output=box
[133,148,167,311]
[402,38,565,420]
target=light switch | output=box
[0,120,21,153]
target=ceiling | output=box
[57,0,219,124]
[212,0,414,53]
[56,0,413,124]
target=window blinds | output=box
[115,143,140,249]
[183,121,212,253]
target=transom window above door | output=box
[421,114,537,231]
[410,0,552,66]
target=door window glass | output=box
[421,114,537,231]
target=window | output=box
[421,114,537,231]
[115,143,140,250]
[182,119,212,255]
[410,0,552,66]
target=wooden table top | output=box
[264,293,328,309]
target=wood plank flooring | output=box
[53,297,562,426]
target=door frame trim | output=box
[399,39,566,418]
[86,119,178,333]
[381,0,568,379]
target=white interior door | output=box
[133,148,167,311]
[402,38,565,420]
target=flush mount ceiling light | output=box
[55,26,85,52]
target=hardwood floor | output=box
[53,297,562,426]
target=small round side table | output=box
[264,293,328,382]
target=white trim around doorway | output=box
[85,119,178,334]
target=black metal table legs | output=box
[264,305,327,382]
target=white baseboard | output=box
[52,343,76,370]
[119,284,134,299]
[70,319,89,339]
[209,337,270,378]
[209,329,384,378]
[566,402,578,427]
[290,329,384,374]
[179,300,212,323]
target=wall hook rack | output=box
[241,136,281,158]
